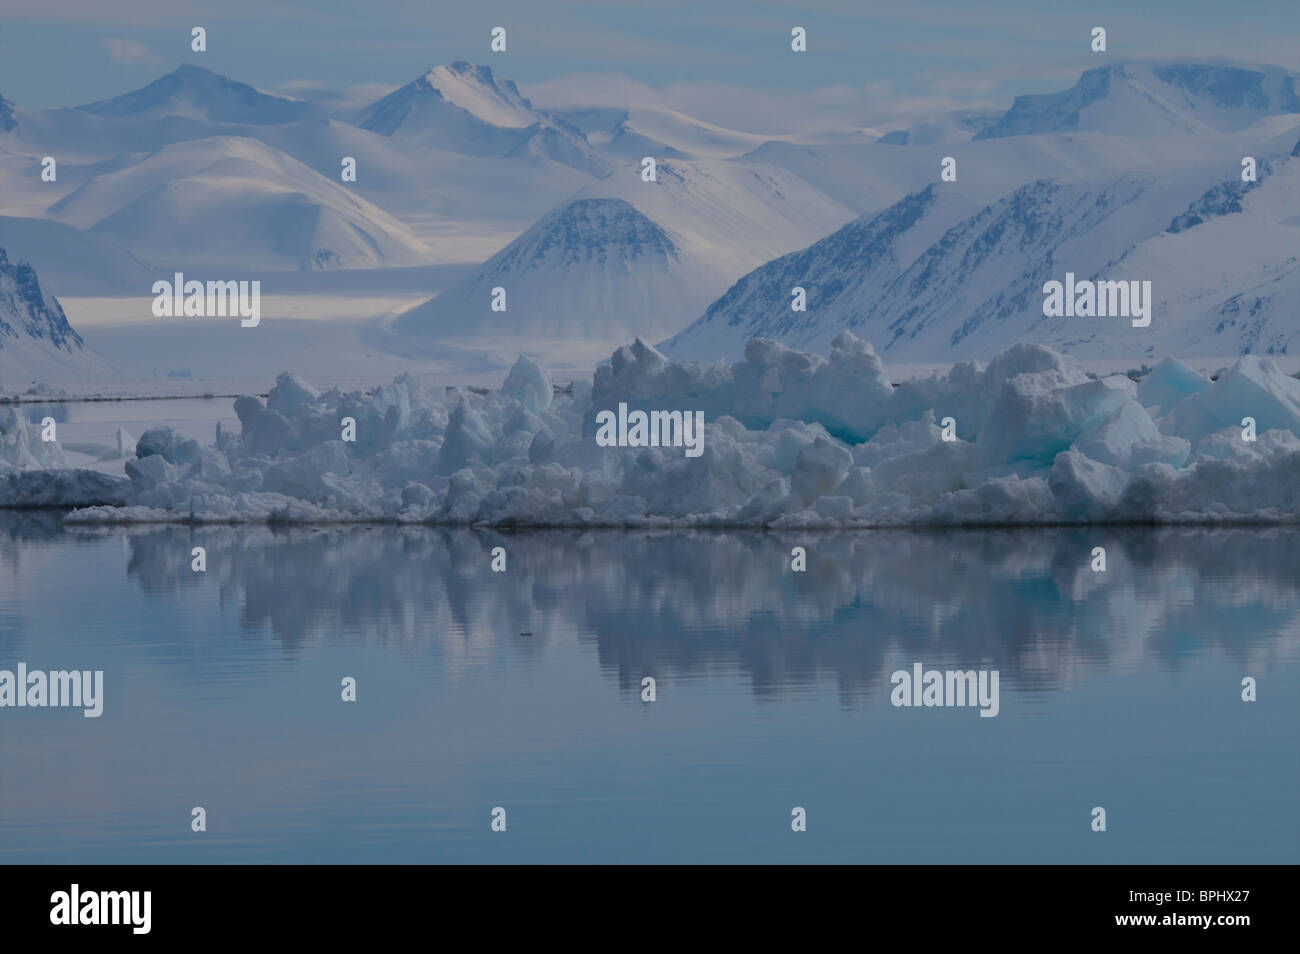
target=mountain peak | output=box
[403,62,536,126]
[168,62,220,79]
[356,63,609,176]
[78,64,318,125]
[392,196,692,342]
[975,60,1300,140]
[502,197,678,267]
[442,60,492,79]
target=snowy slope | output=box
[239,117,596,258]
[0,216,155,294]
[78,63,324,125]
[660,183,978,361]
[663,151,1299,363]
[614,107,771,158]
[356,62,610,177]
[555,106,772,160]
[0,69,601,266]
[0,66,327,162]
[553,107,692,159]
[392,197,716,342]
[1095,151,1300,358]
[735,116,1289,222]
[0,100,232,162]
[557,104,883,159]
[866,110,1000,148]
[975,62,1300,140]
[576,157,857,282]
[0,247,110,386]
[390,155,868,348]
[46,136,432,270]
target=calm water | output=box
[1,515,1296,864]
[14,397,237,448]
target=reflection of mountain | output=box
[88,523,1300,703]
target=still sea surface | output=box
[1,516,1296,863]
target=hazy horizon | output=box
[4,0,1299,131]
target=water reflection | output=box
[2,514,1296,863]
[80,521,1300,701]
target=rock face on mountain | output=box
[663,135,1300,364]
[0,247,107,385]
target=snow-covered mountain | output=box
[242,117,597,261]
[553,107,692,159]
[575,157,858,282]
[551,105,786,160]
[0,217,155,295]
[0,247,108,384]
[78,63,323,125]
[871,110,1002,147]
[1103,147,1300,358]
[390,55,1300,361]
[663,142,1300,363]
[392,197,716,343]
[356,62,610,177]
[0,64,603,266]
[390,154,878,349]
[46,136,432,270]
[2,56,1298,375]
[975,62,1300,140]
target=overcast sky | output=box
[3,0,1297,132]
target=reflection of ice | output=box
[70,521,1300,705]
[0,510,71,657]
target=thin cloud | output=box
[99,37,159,65]
[525,72,1001,133]
[271,79,399,115]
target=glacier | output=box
[3,333,1298,527]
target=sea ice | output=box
[1,332,1294,527]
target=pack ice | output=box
[6,333,1299,526]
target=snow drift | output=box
[5,334,1299,527]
